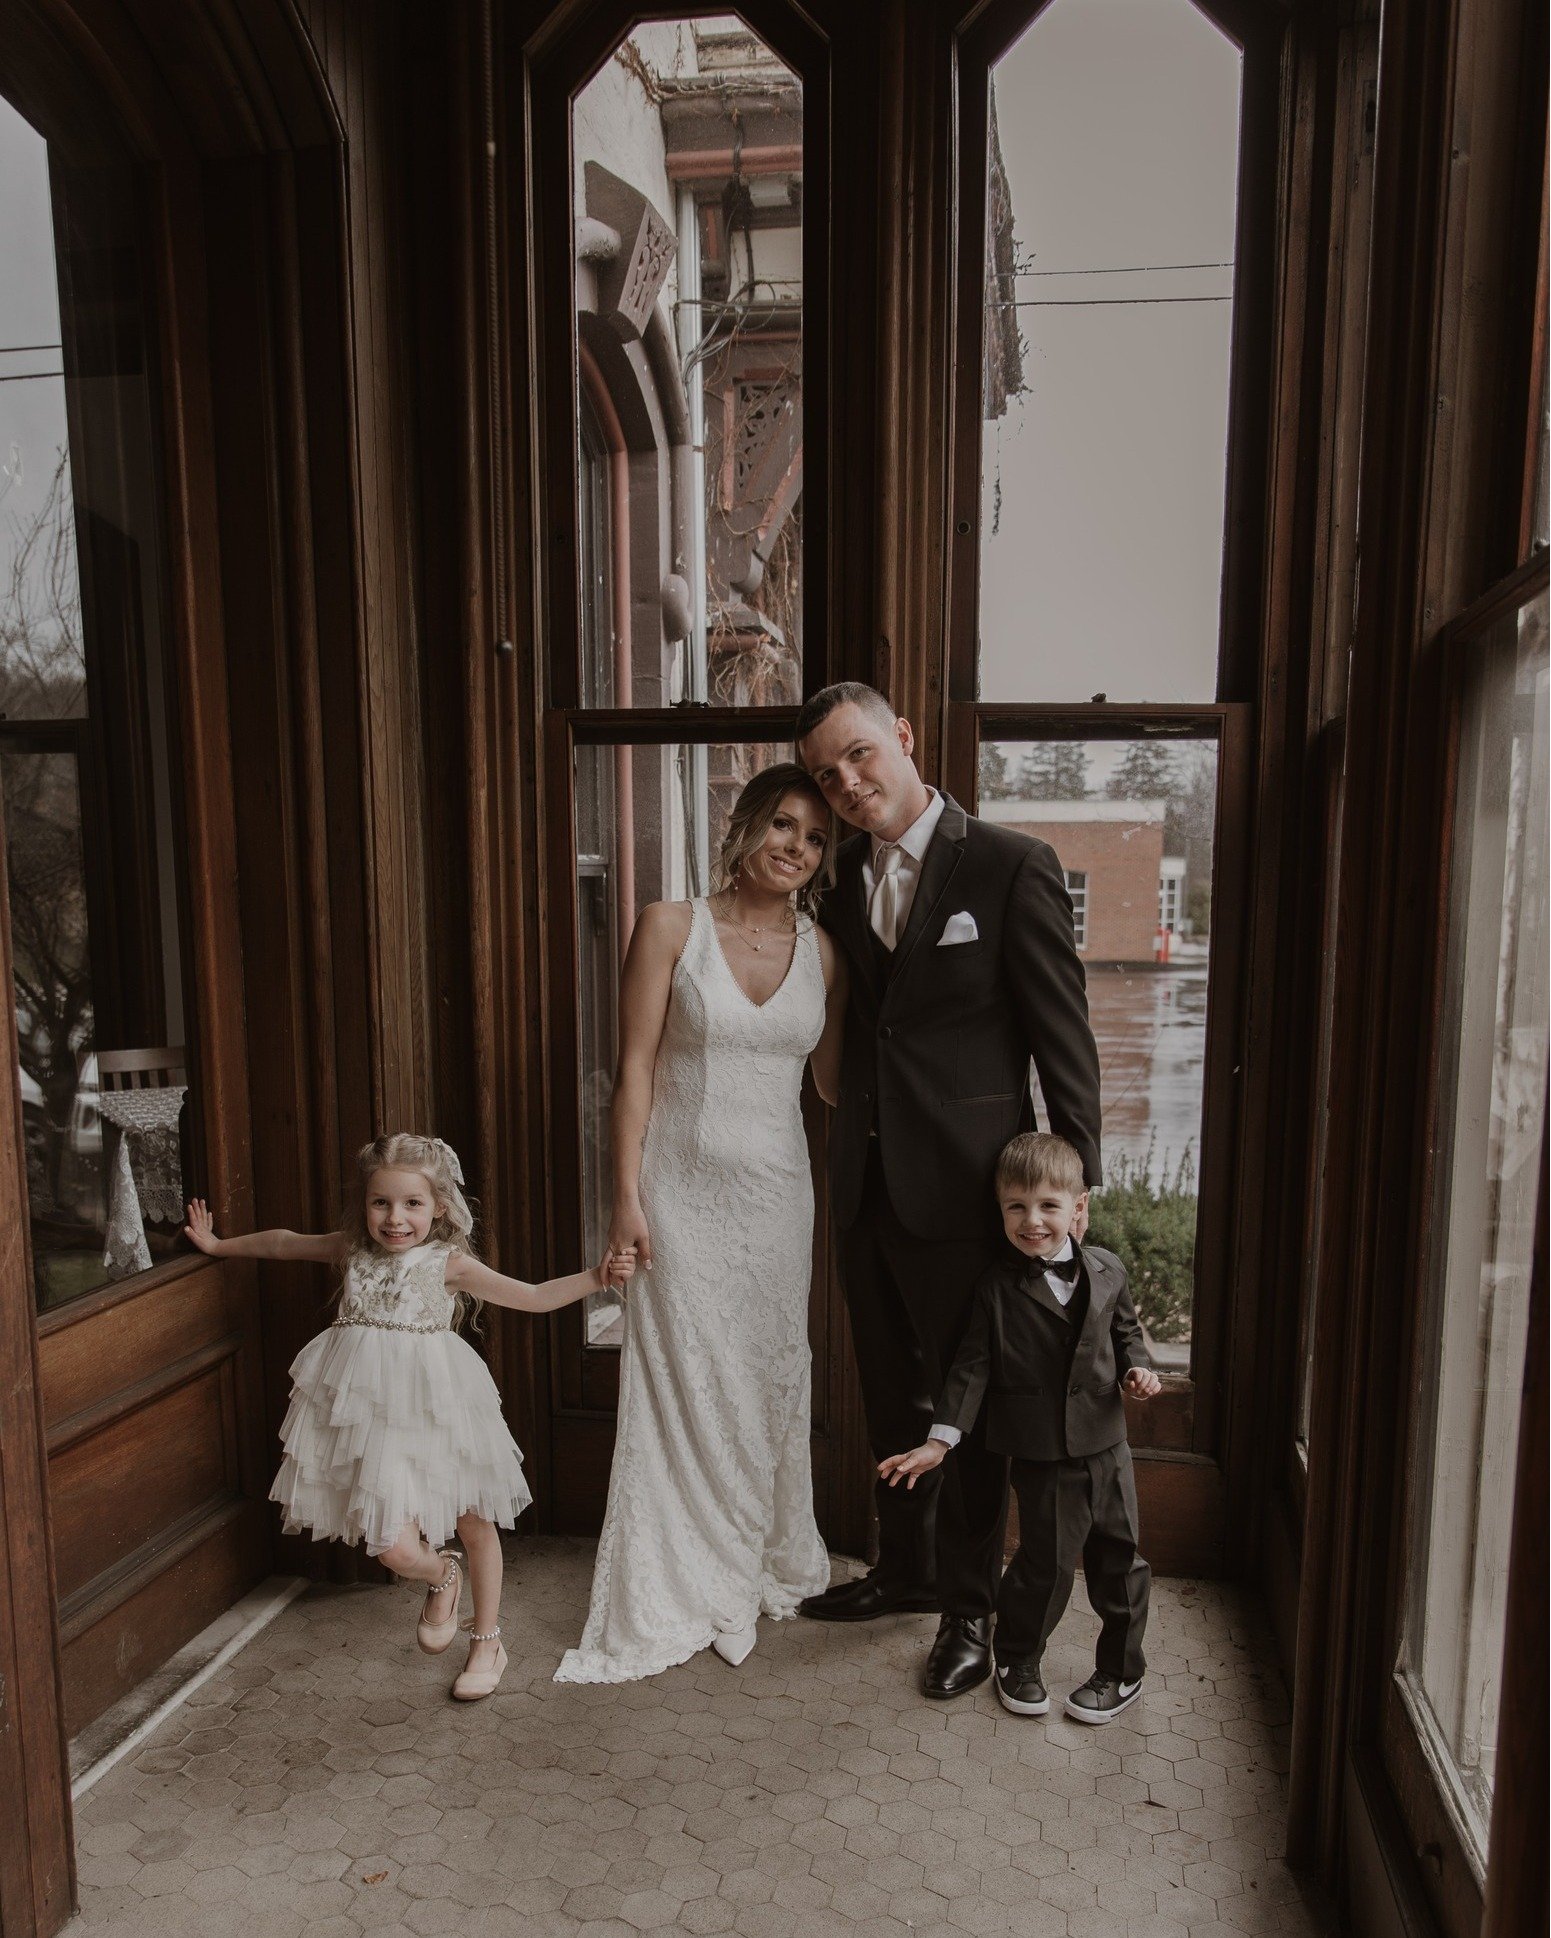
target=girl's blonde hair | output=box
[712,761,838,919]
[343,1132,482,1327]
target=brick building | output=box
[982,798,1175,964]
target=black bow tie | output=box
[1034,1252,1080,1284]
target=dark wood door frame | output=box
[0,800,73,1938]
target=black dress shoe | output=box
[798,1571,939,1622]
[994,1658,1049,1716]
[923,1614,993,1698]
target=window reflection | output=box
[572,20,803,708]
[1401,588,1548,1864]
[1,92,189,1307]
[978,0,1242,701]
[981,735,1220,1353]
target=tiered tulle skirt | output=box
[270,1324,531,1554]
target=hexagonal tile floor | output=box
[64,1540,1332,1938]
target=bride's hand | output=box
[609,1204,652,1273]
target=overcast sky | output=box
[979,0,1242,705]
[0,96,70,621]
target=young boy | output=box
[880,1132,1162,1723]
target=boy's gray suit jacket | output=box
[934,1244,1145,1462]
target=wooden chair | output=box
[92,1047,187,1092]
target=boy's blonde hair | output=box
[342,1132,481,1326]
[995,1131,1087,1199]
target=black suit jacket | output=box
[935,1244,1143,1461]
[820,794,1102,1237]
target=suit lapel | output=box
[1069,1247,1119,1384]
[889,794,969,984]
[832,833,880,1003]
[1022,1270,1074,1323]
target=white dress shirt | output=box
[864,788,946,946]
[927,1238,1078,1448]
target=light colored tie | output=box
[870,842,904,950]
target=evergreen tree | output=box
[978,741,1017,801]
[1105,740,1180,801]
[1018,742,1089,800]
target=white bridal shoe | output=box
[712,1623,758,1666]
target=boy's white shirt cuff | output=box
[927,1425,962,1447]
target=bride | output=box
[555,762,846,1682]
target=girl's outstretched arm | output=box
[446,1247,636,1315]
[183,1199,346,1266]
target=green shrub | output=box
[1085,1140,1197,1343]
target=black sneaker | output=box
[994,1659,1050,1716]
[1064,1672,1143,1724]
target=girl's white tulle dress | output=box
[270,1241,531,1554]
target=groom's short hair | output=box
[794,682,897,744]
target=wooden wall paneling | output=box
[1287,0,1546,1914]
[819,0,881,693]
[498,0,567,1525]
[399,0,552,1512]
[1216,4,1330,1574]
[1264,9,1380,1635]
[35,1258,269,1733]
[4,0,291,1718]
[1284,0,1456,1870]
[875,0,956,768]
[0,801,74,1938]
[294,0,434,1137]
[205,145,362,1580]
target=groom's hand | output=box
[1122,1367,1163,1400]
[878,1442,948,1489]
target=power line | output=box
[1011,260,1233,278]
[0,342,63,354]
[0,370,65,383]
[994,295,1231,309]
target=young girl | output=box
[184,1132,632,1701]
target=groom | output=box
[795,683,1102,1698]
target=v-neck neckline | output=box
[702,899,802,1011]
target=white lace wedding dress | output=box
[555,899,831,1683]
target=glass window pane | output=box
[575,738,795,1343]
[1,93,190,1308]
[572,21,803,708]
[1400,587,1548,1865]
[980,735,1219,1354]
[979,0,1242,701]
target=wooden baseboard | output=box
[60,1498,268,1737]
[1344,1747,1445,1938]
[1134,1452,1227,1578]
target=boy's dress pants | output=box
[995,1442,1151,1682]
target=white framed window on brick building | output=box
[1064,869,1089,951]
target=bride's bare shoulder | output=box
[632,899,695,959]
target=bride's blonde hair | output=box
[713,762,838,919]
[341,1132,482,1328]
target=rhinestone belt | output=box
[330,1315,449,1335]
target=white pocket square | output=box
[937,912,980,945]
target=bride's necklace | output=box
[717,889,795,953]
